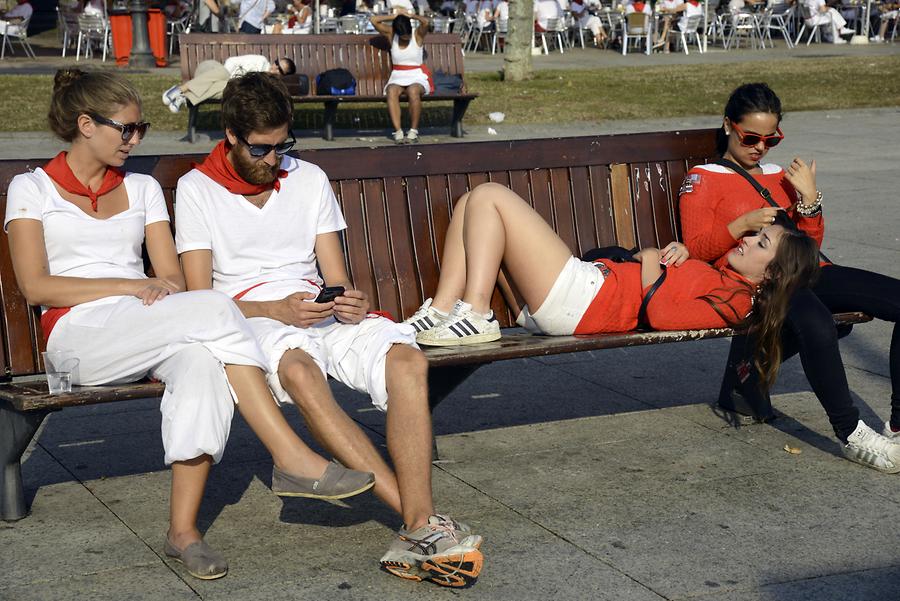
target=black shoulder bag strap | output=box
[712,158,831,264]
[636,264,667,331]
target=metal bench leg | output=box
[1,401,49,521]
[323,101,338,141]
[428,365,482,460]
[185,103,199,143]
[450,98,472,138]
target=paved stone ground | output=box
[0,37,898,599]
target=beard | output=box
[232,146,279,185]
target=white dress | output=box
[384,34,432,94]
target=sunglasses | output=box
[730,121,784,148]
[89,113,151,141]
[236,132,297,158]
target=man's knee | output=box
[278,351,327,399]
[386,344,429,378]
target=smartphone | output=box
[314,286,345,303]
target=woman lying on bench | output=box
[4,69,374,582]
[404,182,818,394]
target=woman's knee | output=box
[785,291,840,346]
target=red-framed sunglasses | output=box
[730,122,784,148]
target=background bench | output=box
[178,33,477,142]
[0,129,870,521]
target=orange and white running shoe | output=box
[380,514,483,587]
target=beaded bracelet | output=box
[796,190,823,217]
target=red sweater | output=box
[679,163,824,267]
[574,259,754,334]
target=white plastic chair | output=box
[57,5,81,57]
[168,10,193,54]
[76,13,110,61]
[537,17,567,53]
[621,12,651,55]
[491,17,507,53]
[725,11,763,49]
[794,3,823,45]
[668,13,703,54]
[762,3,794,48]
[1,13,35,59]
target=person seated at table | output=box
[440,0,458,16]
[0,0,32,35]
[571,0,608,46]
[196,0,222,32]
[727,0,760,12]
[287,0,313,31]
[162,55,296,113]
[534,0,561,31]
[403,186,820,408]
[654,0,702,50]
[624,0,652,15]
[238,0,274,33]
[871,1,899,42]
[164,0,192,19]
[475,0,494,31]
[82,0,104,16]
[371,10,431,143]
[388,0,415,13]
[803,0,855,43]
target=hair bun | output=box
[53,69,85,93]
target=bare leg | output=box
[278,349,403,514]
[431,192,471,313]
[461,183,573,314]
[168,455,212,549]
[383,345,434,530]
[407,84,424,130]
[224,364,329,479]
[386,84,403,131]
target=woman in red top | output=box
[679,82,900,473]
[404,183,818,394]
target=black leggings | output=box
[726,264,900,442]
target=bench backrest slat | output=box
[0,130,717,379]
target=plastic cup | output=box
[42,350,80,395]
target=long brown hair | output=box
[746,214,820,390]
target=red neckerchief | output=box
[194,140,287,196]
[43,151,124,212]
[688,0,699,5]
[633,1,645,11]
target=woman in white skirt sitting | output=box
[371,10,433,144]
[5,69,374,582]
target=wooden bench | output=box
[178,33,478,142]
[0,129,870,522]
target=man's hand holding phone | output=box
[332,288,369,324]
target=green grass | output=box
[1,55,898,132]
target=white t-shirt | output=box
[679,0,703,28]
[659,0,683,11]
[175,155,347,301]
[534,0,561,28]
[223,54,271,78]
[625,1,652,14]
[389,0,415,11]
[494,0,508,21]
[239,0,275,29]
[4,170,169,312]
[4,2,33,20]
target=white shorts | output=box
[249,314,418,412]
[384,68,432,94]
[515,256,605,336]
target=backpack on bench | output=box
[315,68,357,95]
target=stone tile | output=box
[0,565,198,601]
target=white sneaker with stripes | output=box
[416,300,500,347]
[403,298,448,334]
[842,420,900,474]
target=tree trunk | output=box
[502,0,534,82]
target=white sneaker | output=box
[392,129,405,144]
[832,37,847,44]
[882,421,900,440]
[162,85,184,114]
[870,35,884,43]
[406,128,419,143]
[842,421,900,474]
[403,298,449,334]
[416,300,500,347]
[839,27,855,35]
